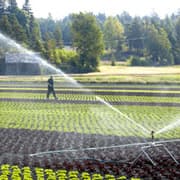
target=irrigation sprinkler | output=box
[151,130,154,142]
[29,138,180,166]
[132,131,179,166]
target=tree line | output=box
[0,2,180,73]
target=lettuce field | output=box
[0,77,180,179]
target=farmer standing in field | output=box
[47,76,58,100]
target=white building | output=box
[5,53,41,75]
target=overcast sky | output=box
[17,0,180,19]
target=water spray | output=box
[96,96,150,136]
[156,119,180,135]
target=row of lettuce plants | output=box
[0,164,141,180]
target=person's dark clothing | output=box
[47,77,57,99]
[48,78,54,89]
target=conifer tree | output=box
[8,0,17,11]
[146,24,173,65]
[0,0,5,14]
[0,14,12,35]
[29,15,44,52]
[174,17,180,64]
[104,16,124,50]
[54,23,63,48]
[9,14,28,43]
[23,0,32,15]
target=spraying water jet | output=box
[155,119,180,135]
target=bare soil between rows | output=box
[1,98,180,107]
[1,85,180,91]
[0,128,179,179]
[1,89,180,97]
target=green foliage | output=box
[54,23,63,48]
[126,17,144,52]
[0,5,44,56]
[14,8,28,28]
[0,15,12,35]
[38,16,63,61]
[44,38,56,61]
[9,14,28,43]
[57,49,79,73]
[174,17,180,64]
[103,16,124,50]
[118,11,133,26]
[38,15,63,46]
[29,15,44,52]
[54,48,77,68]
[131,56,152,66]
[0,12,30,55]
[61,16,73,46]
[1,6,180,70]
[71,12,104,72]
[0,164,137,180]
[55,49,77,63]
[111,54,116,66]
[145,25,174,65]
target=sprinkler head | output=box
[151,130,155,141]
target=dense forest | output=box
[0,0,180,73]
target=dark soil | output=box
[0,128,179,179]
[1,85,180,91]
[1,89,180,97]
[1,98,180,107]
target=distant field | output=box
[97,65,180,75]
[1,65,180,84]
[73,65,180,84]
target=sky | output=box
[17,0,180,19]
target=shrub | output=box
[130,56,151,66]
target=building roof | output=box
[5,53,40,63]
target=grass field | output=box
[73,65,180,84]
[97,65,180,75]
[0,65,180,84]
